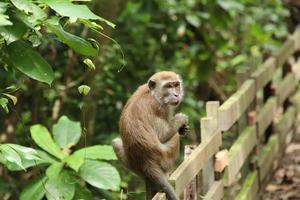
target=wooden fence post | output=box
[201,101,220,194]
[183,145,197,200]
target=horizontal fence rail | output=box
[151,27,300,200]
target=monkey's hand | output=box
[178,124,190,136]
[174,113,189,136]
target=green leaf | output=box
[3,93,18,105]
[20,175,47,200]
[74,145,117,161]
[78,85,91,95]
[0,3,12,26]
[36,150,57,163]
[0,16,28,43]
[41,0,115,28]
[30,125,66,160]
[65,154,84,172]
[45,20,98,56]
[83,58,96,70]
[45,170,76,200]
[46,163,64,178]
[0,144,25,170]
[0,144,54,171]
[0,98,9,113]
[53,116,81,150]
[79,160,120,191]
[0,14,12,26]
[74,183,92,200]
[7,40,54,85]
[10,0,46,22]
[186,15,201,28]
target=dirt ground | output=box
[262,137,300,200]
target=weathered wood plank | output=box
[291,91,300,112]
[218,80,256,131]
[152,193,166,200]
[256,97,277,138]
[275,38,295,68]
[277,73,298,105]
[275,106,296,144]
[183,145,197,200]
[251,57,276,91]
[201,101,220,193]
[292,26,300,50]
[257,134,280,182]
[234,171,258,200]
[203,181,224,200]
[169,131,222,196]
[223,126,257,186]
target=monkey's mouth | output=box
[169,100,180,106]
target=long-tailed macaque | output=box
[112,71,189,200]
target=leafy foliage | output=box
[0,116,120,199]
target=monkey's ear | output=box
[148,80,156,90]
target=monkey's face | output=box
[149,78,183,106]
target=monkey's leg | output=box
[112,138,128,167]
[144,167,179,200]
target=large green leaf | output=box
[7,40,54,85]
[41,0,115,28]
[0,144,24,170]
[65,154,84,172]
[73,145,117,161]
[20,175,47,200]
[45,20,98,56]
[10,0,46,24]
[0,3,12,26]
[45,170,76,200]
[79,160,120,191]
[30,125,66,160]
[52,116,81,151]
[74,183,92,200]
[0,16,28,43]
[46,163,64,178]
[0,144,48,171]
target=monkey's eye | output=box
[164,83,173,88]
[174,82,180,87]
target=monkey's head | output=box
[148,71,184,106]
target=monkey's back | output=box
[119,84,164,174]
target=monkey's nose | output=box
[174,94,179,97]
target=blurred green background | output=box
[0,0,295,199]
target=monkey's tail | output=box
[144,167,179,200]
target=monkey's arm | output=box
[112,138,128,168]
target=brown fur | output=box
[112,71,188,200]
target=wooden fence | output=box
[151,28,300,200]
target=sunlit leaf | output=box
[20,176,47,200]
[53,116,81,150]
[30,125,66,160]
[0,16,28,43]
[65,154,84,172]
[83,58,96,70]
[46,163,64,178]
[45,20,98,56]
[42,0,115,28]
[78,85,91,95]
[45,170,75,200]
[3,93,17,105]
[79,160,120,191]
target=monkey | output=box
[112,71,189,200]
